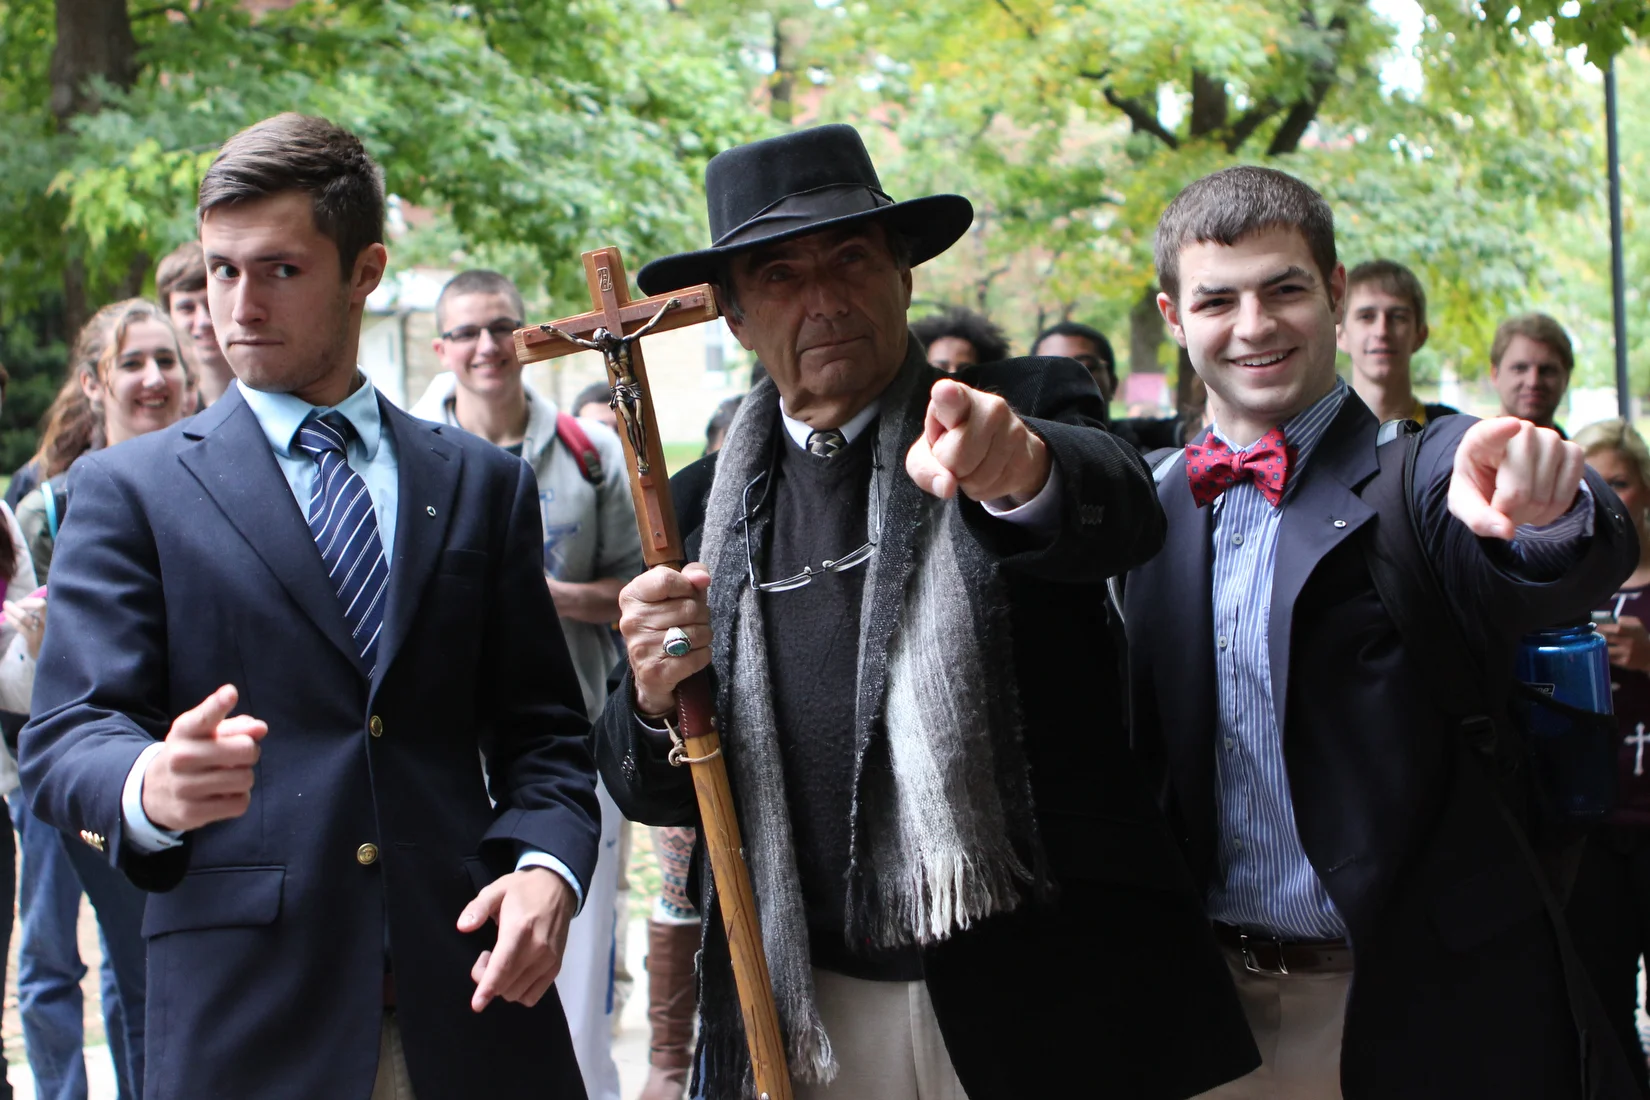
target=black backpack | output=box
[1359,419,1614,875]
[1361,419,1620,1093]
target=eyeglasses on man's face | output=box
[439,319,522,345]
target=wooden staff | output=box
[516,247,792,1100]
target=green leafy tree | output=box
[0,0,763,461]
[3,0,761,320]
[675,0,1616,413]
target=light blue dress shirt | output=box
[237,378,400,557]
[1204,381,1594,939]
[122,377,583,906]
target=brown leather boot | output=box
[639,919,700,1100]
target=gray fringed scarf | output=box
[694,342,1047,1097]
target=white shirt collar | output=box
[777,398,881,450]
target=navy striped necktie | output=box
[296,411,388,675]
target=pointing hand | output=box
[141,684,268,833]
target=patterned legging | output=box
[655,826,700,923]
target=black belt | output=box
[1214,922,1352,975]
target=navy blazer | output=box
[19,386,600,1100]
[1127,398,1641,1098]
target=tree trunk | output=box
[1129,288,1164,379]
[1189,70,1227,138]
[49,0,137,128]
[1176,345,1201,420]
[50,0,140,333]
[769,23,793,122]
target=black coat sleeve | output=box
[592,453,718,828]
[957,357,1166,584]
[1414,415,1639,640]
[474,456,604,887]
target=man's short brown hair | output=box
[154,241,207,312]
[198,113,384,275]
[1154,166,1337,304]
[1346,259,1427,330]
[435,270,525,333]
[1491,312,1574,374]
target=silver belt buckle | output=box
[1239,931,1290,976]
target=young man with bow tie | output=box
[1127,165,1640,1099]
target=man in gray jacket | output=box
[412,269,645,1100]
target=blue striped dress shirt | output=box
[1203,381,1594,939]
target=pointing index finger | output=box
[928,380,973,433]
[172,685,239,742]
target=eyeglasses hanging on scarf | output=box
[740,445,883,594]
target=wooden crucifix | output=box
[515,248,793,1100]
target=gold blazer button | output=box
[356,843,380,866]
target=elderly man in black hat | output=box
[595,124,1259,1100]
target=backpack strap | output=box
[38,480,59,542]
[1146,447,1181,485]
[1361,423,1491,719]
[556,412,604,487]
[1359,421,1603,1091]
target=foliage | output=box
[677,0,1626,388]
[0,0,764,319]
[1533,42,1650,394]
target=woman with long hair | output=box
[11,298,188,1100]
[18,298,188,581]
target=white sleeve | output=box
[0,502,39,713]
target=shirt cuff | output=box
[1511,480,1596,546]
[516,849,586,913]
[981,463,1063,536]
[121,742,184,853]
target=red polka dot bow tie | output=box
[1185,427,1295,508]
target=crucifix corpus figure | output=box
[586,123,1261,1100]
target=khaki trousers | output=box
[371,1011,418,1100]
[795,968,967,1100]
[1195,946,1353,1100]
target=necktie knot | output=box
[806,428,846,459]
[1185,427,1295,508]
[299,408,386,676]
[297,411,357,461]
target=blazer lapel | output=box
[176,387,366,672]
[372,399,461,693]
[1267,398,1380,736]
[1129,454,1219,811]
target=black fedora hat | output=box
[636,124,973,296]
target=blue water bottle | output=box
[1515,623,1616,821]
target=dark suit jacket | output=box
[1127,397,1640,1098]
[599,357,1261,1099]
[19,385,601,1100]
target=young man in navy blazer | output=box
[19,113,600,1100]
[1128,166,1640,1098]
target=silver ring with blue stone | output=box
[662,626,693,658]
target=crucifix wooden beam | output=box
[512,248,721,567]
[513,249,793,1100]
[513,272,717,367]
